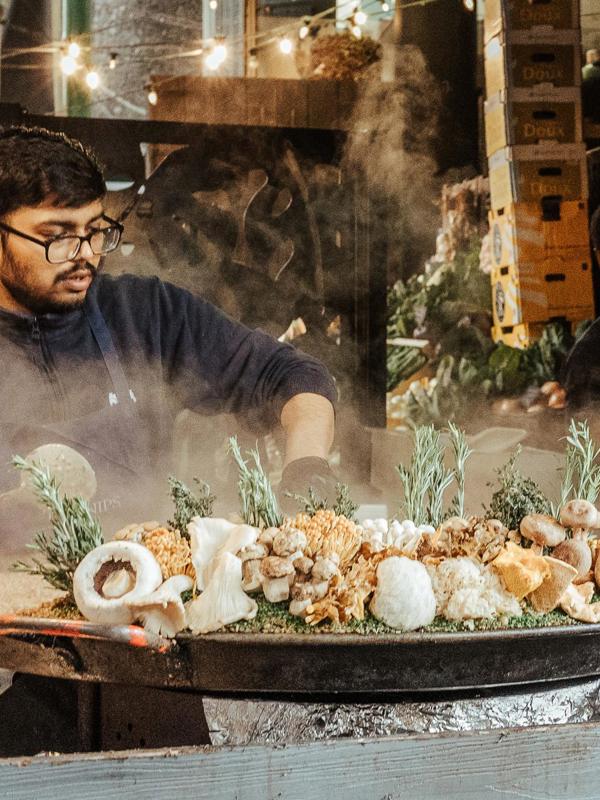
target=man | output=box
[562,205,600,412]
[0,125,337,537]
[582,49,600,122]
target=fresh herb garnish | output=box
[168,476,215,536]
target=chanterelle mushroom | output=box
[520,514,566,553]
[186,552,258,634]
[126,574,193,638]
[73,541,163,625]
[260,556,294,602]
[560,500,599,537]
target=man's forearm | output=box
[280,392,335,466]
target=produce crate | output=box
[488,143,588,209]
[489,200,590,268]
[491,252,593,328]
[484,88,582,157]
[484,31,581,98]
[491,320,546,346]
[484,0,580,44]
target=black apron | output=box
[0,292,156,538]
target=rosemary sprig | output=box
[448,422,473,519]
[11,456,104,595]
[228,437,283,528]
[562,420,600,504]
[167,476,215,536]
[397,424,453,526]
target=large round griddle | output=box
[1,620,600,695]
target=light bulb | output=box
[147,87,158,105]
[209,0,218,8]
[279,37,293,55]
[67,41,80,59]
[463,0,475,10]
[85,70,100,90]
[299,24,309,39]
[382,2,390,11]
[354,10,367,24]
[351,25,362,37]
[60,55,77,76]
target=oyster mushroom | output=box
[520,514,566,553]
[552,538,592,579]
[186,552,258,634]
[260,556,295,602]
[73,541,163,625]
[560,581,600,623]
[188,518,259,590]
[560,500,599,538]
[126,574,194,637]
[529,556,577,614]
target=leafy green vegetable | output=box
[168,476,215,536]
[11,456,104,595]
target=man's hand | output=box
[278,456,338,515]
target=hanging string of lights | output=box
[0,0,457,110]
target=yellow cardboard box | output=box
[484,88,582,157]
[488,144,588,209]
[489,200,589,267]
[484,31,581,97]
[484,0,580,44]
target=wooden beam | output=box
[1,721,600,799]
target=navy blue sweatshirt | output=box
[0,273,337,487]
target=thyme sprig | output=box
[228,437,283,528]
[288,483,359,521]
[168,476,215,536]
[11,456,104,595]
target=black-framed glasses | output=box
[0,214,124,264]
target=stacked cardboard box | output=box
[483,0,593,346]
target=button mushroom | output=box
[258,527,279,549]
[293,555,314,575]
[552,538,592,579]
[260,556,295,602]
[185,552,258,634]
[241,559,263,593]
[312,556,339,582]
[520,514,566,554]
[73,541,164,625]
[559,500,599,538]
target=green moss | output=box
[223,597,587,635]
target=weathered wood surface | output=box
[1,722,600,800]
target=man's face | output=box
[0,199,105,315]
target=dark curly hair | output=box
[0,125,105,219]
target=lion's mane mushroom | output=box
[552,538,593,579]
[560,500,599,538]
[186,552,258,634]
[126,574,194,637]
[188,518,259,590]
[520,514,566,553]
[370,556,436,631]
[73,541,164,625]
[260,556,295,602]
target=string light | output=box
[146,84,158,105]
[351,25,362,37]
[85,69,100,89]
[60,54,78,76]
[353,9,367,25]
[205,40,227,70]
[299,24,309,39]
[462,0,475,10]
[279,36,293,55]
[67,40,80,59]
[209,0,218,9]
[109,52,118,70]
[382,2,390,10]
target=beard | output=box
[0,248,100,315]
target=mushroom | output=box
[290,581,317,602]
[241,559,263,592]
[519,514,566,553]
[552,539,592,578]
[126,574,194,637]
[559,500,599,538]
[260,556,295,602]
[185,552,258,634]
[560,581,600,623]
[289,599,312,618]
[370,556,436,631]
[238,542,269,562]
[272,528,307,557]
[311,556,339,582]
[528,556,578,614]
[73,541,164,625]
[258,527,279,549]
[188,518,259,590]
[293,555,314,575]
